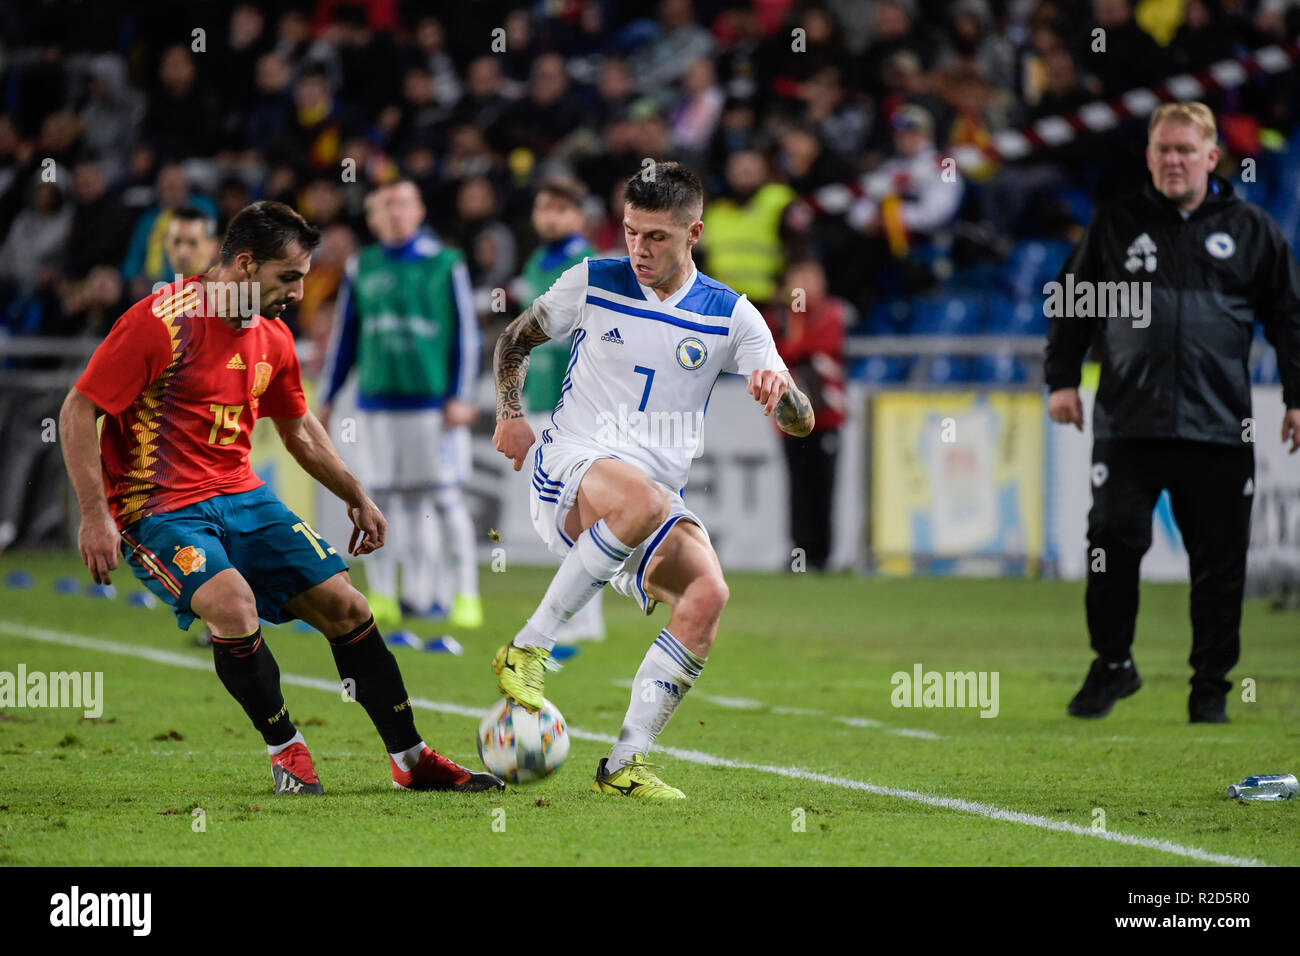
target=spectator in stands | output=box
[286,66,345,174]
[64,161,131,280]
[1170,0,1240,75]
[216,175,253,234]
[588,56,636,127]
[629,0,715,93]
[1085,0,1169,99]
[0,175,71,298]
[120,164,218,299]
[218,3,271,120]
[455,57,512,146]
[54,265,128,339]
[799,66,872,170]
[162,206,218,280]
[506,54,585,156]
[412,16,462,108]
[76,54,144,183]
[849,105,963,252]
[451,176,517,294]
[297,221,356,345]
[142,45,218,160]
[778,120,856,194]
[243,52,294,153]
[765,258,848,572]
[861,0,938,99]
[670,58,725,158]
[702,148,797,308]
[936,0,1016,92]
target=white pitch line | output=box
[700,695,764,709]
[0,620,1269,867]
[612,680,943,738]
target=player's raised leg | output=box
[189,569,324,796]
[493,458,670,711]
[285,570,503,791]
[593,520,726,799]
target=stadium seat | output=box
[1001,239,1073,300]
[926,355,977,384]
[865,298,913,335]
[1251,344,1281,385]
[851,355,913,384]
[909,294,986,335]
[973,353,1029,383]
[985,295,1047,336]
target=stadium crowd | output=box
[1,0,1299,370]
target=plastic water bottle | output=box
[1226,774,1298,801]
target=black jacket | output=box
[1045,174,1300,446]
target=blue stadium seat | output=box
[985,294,1047,335]
[973,353,1029,383]
[1251,344,1281,385]
[1062,188,1093,227]
[865,298,913,335]
[926,355,976,384]
[1001,239,1073,300]
[909,294,986,335]
[948,263,1005,295]
[851,355,913,383]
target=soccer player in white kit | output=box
[491,163,814,798]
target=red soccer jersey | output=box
[75,276,308,529]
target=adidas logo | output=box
[600,328,624,344]
[226,353,246,370]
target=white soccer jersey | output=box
[530,256,786,492]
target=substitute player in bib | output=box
[60,201,502,796]
[321,181,483,630]
[492,163,814,798]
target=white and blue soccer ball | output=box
[477,697,569,784]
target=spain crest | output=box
[173,545,206,575]
[250,361,273,398]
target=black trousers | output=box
[782,429,840,570]
[1086,438,1254,695]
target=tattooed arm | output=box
[492,305,552,470]
[747,369,815,438]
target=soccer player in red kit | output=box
[59,201,502,795]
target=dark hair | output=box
[219,200,321,264]
[623,161,703,224]
[536,176,587,209]
[171,205,217,236]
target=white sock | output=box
[389,739,428,772]
[555,590,605,641]
[398,489,442,613]
[268,729,306,756]
[608,628,706,771]
[515,519,633,651]
[365,490,399,601]
[436,486,479,598]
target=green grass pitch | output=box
[0,552,1295,866]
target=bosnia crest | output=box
[676,337,708,370]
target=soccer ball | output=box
[476,697,570,784]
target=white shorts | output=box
[529,439,709,614]
[355,408,457,492]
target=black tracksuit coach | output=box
[1045,172,1300,708]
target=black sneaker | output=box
[1067,658,1142,718]
[1189,687,1228,724]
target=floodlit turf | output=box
[0,552,1296,866]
